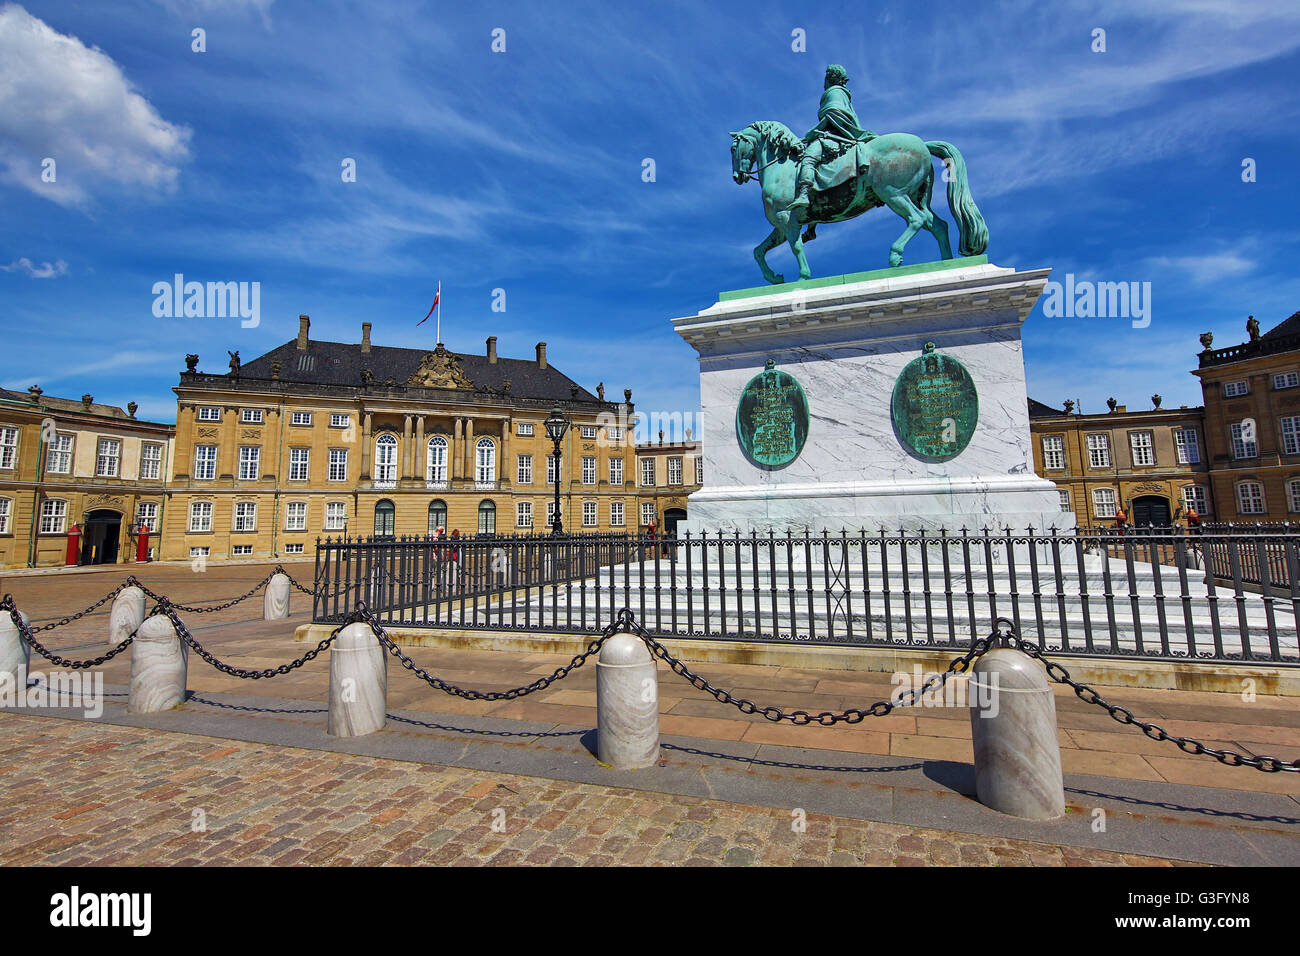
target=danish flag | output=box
[417,281,440,326]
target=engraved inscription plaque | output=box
[891,342,978,461]
[736,360,810,469]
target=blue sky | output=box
[3,0,1299,427]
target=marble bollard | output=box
[1,611,31,694]
[128,615,189,714]
[596,631,659,769]
[263,572,291,620]
[968,648,1065,820]
[328,622,386,737]
[108,585,146,646]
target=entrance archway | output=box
[1131,494,1171,528]
[664,507,688,537]
[82,509,122,565]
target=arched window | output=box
[428,499,448,534]
[374,499,395,537]
[374,434,398,487]
[426,436,448,487]
[475,437,496,488]
[478,500,497,535]
[1235,480,1265,515]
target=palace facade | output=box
[160,316,688,562]
[0,386,174,569]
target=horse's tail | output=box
[926,141,988,257]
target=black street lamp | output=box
[544,405,569,535]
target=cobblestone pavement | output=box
[0,714,1197,866]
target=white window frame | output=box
[582,456,597,485]
[609,500,625,527]
[96,438,121,478]
[197,406,222,422]
[583,500,598,527]
[46,432,73,475]
[193,444,217,480]
[516,500,533,528]
[189,546,211,558]
[640,501,656,527]
[233,501,257,532]
[290,411,313,426]
[1058,489,1071,512]
[139,442,163,480]
[39,498,67,534]
[668,456,683,485]
[284,543,305,554]
[607,427,623,442]
[135,501,159,533]
[1224,380,1250,398]
[238,445,261,481]
[546,500,564,527]
[1181,485,1209,517]
[475,437,496,488]
[1092,488,1117,519]
[640,458,656,486]
[1275,372,1300,390]
[580,425,597,439]
[0,496,10,534]
[285,501,307,531]
[328,448,348,482]
[374,434,398,487]
[1230,421,1257,460]
[240,408,264,424]
[325,501,347,531]
[1282,416,1300,456]
[426,436,448,486]
[610,458,624,485]
[232,545,253,556]
[289,447,310,481]
[517,454,532,485]
[329,413,350,428]
[1236,481,1265,515]
[547,454,561,484]
[0,427,17,470]
[188,501,213,533]
[695,456,704,484]
[1175,428,1200,465]
[1129,431,1154,467]
[1086,434,1111,469]
[1041,435,1065,470]
[516,422,534,437]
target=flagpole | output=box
[436,282,442,346]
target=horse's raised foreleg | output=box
[882,192,927,268]
[754,226,785,285]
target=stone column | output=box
[361,411,373,479]
[596,631,659,769]
[108,585,146,646]
[402,414,413,480]
[464,418,475,484]
[0,611,30,692]
[263,572,290,619]
[968,648,1065,820]
[453,418,463,480]
[328,621,387,737]
[128,614,189,714]
[415,416,426,484]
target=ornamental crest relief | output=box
[407,344,473,389]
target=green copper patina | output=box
[736,360,810,469]
[730,64,989,284]
[891,342,978,461]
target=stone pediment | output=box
[407,344,473,389]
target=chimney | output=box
[487,336,498,364]
[361,322,372,354]
[297,314,310,350]
[536,341,547,369]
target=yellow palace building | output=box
[162,316,650,561]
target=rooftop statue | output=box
[730,64,989,284]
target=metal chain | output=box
[21,582,130,633]
[136,572,276,614]
[986,618,1300,774]
[164,604,337,679]
[354,604,607,701]
[615,609,993,724]
[2,599,143,669]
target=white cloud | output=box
[1,256,67,278]
[0,4,191,207]
[1145,252,1257,285]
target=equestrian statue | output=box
[730,64,988,284]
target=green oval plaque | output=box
[891,342,978,461]
[736,360,810,469]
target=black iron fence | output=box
[311,527,1300,664]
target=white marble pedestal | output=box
[672,258,1072,534]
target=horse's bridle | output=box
[732,133,786,183]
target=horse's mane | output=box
[746,120,803,156]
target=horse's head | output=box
[730,128,757,184]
